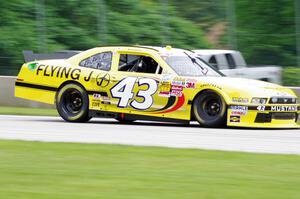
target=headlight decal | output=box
[251,98,268,104]
[232,97,249,103]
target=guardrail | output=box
[1,76,300,108]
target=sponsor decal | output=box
[185,79,196,89]
[93,93,101,99]
[91,100,101,108]
[100,96,111,104]
[36,65,81,80]
[96,73,110,87]
[161,74,172,82]
[200,83,222,90]
[92,94,110,106]
[36,64,111,84]
[171,85,183,91]
[229,105,248,115]
[27,63,38,71]
[170,85,183,97]
[171,89,182,97]
[230,115,240,123]
[232,97,249,103]
[158,91,170,97]
[171,77,185,87]
[159,82,171,91]
[257,105,266,111]
[158,81,171,98]
[270,106,297,112]
[276,91,289,96]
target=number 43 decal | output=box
[110,77,158,110]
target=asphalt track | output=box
[1,115,300,155]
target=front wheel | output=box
[56,83,91,122]
[193,90,227,127]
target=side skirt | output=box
[89,110,190,124]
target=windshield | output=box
[162,51,224,77]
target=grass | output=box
[0,106,58,116]
[0,140,300,199]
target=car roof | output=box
[193,49,238,55]
[94,45,190,54]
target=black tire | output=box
[56,83,91,122]
[193,90,227,127]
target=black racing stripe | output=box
[87,91,108,96]
[150,96,176,112]
[16,81,109,97]
[15,82,57,91]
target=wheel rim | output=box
[204,98,221,116]
[63,89,83,114]
[200,95,222,119]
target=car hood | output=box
[192,76,297,99]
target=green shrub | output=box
[282,67,300,86]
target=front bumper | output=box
[227,104,300,128]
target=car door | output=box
[107,51,175,116]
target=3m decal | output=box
[185,79,196,89]
[110,77,158,110]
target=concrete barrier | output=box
[0,76,300,108]
[0,76,54,108]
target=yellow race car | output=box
[15,46,300,128]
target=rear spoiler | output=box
[22,50,82,62]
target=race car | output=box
[15,45,300,128]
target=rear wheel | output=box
[193,90,226,127]
[56,83,91,122]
